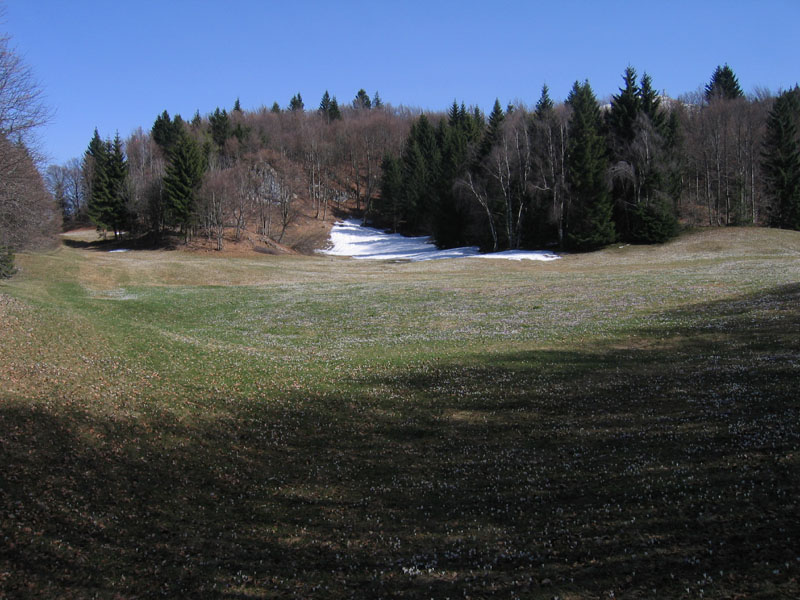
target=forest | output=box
[3,54,800,274]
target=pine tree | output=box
[607,67,641,147]
[762,87,800,229]
[86,129,113,233]
[105,133,129,237]
[353,89,371,110]
[372,91,383,109]
[233,97,242,113]
[152,110,183,153]
[328,96,342,121]
[209,107,231,147]
[607,69,678,243]
[535,84,554,117]
[319,90,331,117]
[705,64,744,102]
[378,154,403,231]
[479,99,505,159]
[565,80,615,250]
[289,93,304,112]
[164,131,205,235]
[270,102,281,114]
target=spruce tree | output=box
[762,87,800,230]
[270,102,281,114]
[372,91,383,109]
[164,131,205,235]
[353,89,371,110]
[705,64,744,101]
[479,99,505,159]
[209,107,231,147]
[289,93,304,112]
[105,133,129,237]
[328,97,342,121]
[565,80,615,250]
[152,110,182,153]
[535,84,554,117]
[86,129,113,233]
[233,98,242,113]
[319,91,331,117]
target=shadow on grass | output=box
[1,285,798,598]
[61,233,178,252]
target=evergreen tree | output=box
[152,110,183,153]
[372,91,383,109]
[762,87,800,229]
[480,99,505,158]
[607,68,678,243]
[209,107,231,147]
[565,80,615,250]
[378,154,403,231]
[607,66,641,147]
[86,129,112,232]
[163,131,205,235]
[233,97,242,113]
[535,84,554,117]
[191,110,202,128]
[319,90,331,116]
[289,93,304,112]
[328,96,342,121]
[106,133,129,236]
[353,88,371,110]
[270,102,281,114]
[705,64,744,101]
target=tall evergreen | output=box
[353,89,372,110]
[209,107,231,147]
[535,84,554,117]
[289,93,304,112]
[85,130,128,238]
[565,80,615,250]
[705,64,744,101]
[152,110,183,153]
[86,129,112,233]
[372,91,383,109]
[319,91,331,116]
[762,87,800,229]
[328,96,342,121]
[479,99,505,159]
[607,68,678,243]
[163,131,205,235]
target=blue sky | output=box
[4,0,799,165]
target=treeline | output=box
[374,65,800,251]
[47,89,409,250]
[45,66,800,255]
[0,28,60,278]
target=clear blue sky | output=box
[4,0,799,166]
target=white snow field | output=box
[319,219,561,262]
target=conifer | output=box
[565,80,615,250]
[762,87,800,229]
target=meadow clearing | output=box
[1,227,799,599]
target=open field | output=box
[1,227,799,599]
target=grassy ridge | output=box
[1,228,799,598]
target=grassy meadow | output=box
[1,228,799,599]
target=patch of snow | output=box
[108,249,130,253]
[318,219,560,262]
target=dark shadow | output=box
[1,284,798,598]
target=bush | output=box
[0,245,16,278]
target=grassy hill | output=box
[1,227,799,598]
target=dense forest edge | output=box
[2,12,800,276]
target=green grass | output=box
[1,227,799,599]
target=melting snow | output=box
[319,219,560,262]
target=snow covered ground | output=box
[318,219,561,262]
